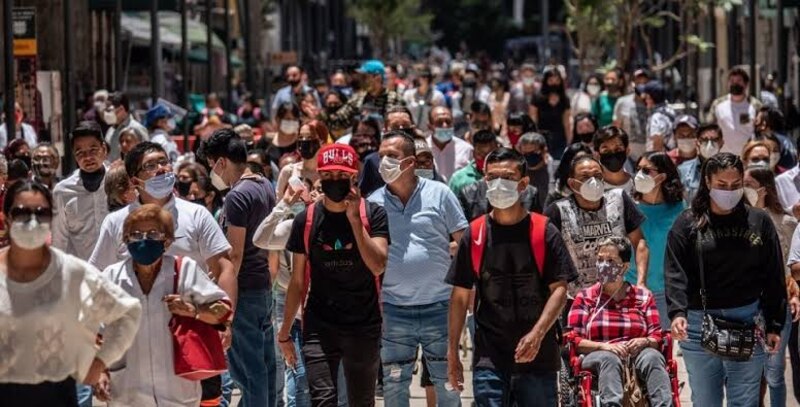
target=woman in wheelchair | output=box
[567,236,673,407]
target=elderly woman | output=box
[99,204,231,406]
[104,163,136,212]
[567,236,672,407]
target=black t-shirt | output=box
[286,201,390,333]
[532,93,570,158]
[267,142,298,166]
[446,216,577,373]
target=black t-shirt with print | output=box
[446,216,577,373]
[286,201,390,333]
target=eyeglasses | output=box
[74,146,103,159]
[139,158,170,174]
[126,230,167,242]
[636,167,660,176]
[8,206,52,222]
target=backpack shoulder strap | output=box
[360,199,371,234]
[172,256,183,295]
[529,213,548,277]
[302,203,317,308]
[469,215,488,277]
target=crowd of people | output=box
[1,56,800,407]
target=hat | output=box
[144,104,172,128]
[414,138,432,156]
[317,144,359,174]
[635,80,666,103]
[633,68,651,80]
[358,60,386,77]
[675,114,699,129]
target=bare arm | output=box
[226,225,247,276]
[206,252,237,309]
[529,105,539,123]
[278,252,306,339]
[448,286,471,357]
[629,228,648,287]
[351,217,388,276]
[515,281,569,362]
[563,109,573,145]
[268,251,280,284]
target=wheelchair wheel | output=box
[558,362,577,407]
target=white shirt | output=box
[150,130,180,163]
[776,165,800,215]
[52,169,110,260]
[0,247,141,384]
[104,256,227,407]
[427,136,473,182]
[89,197,232,272]
[0,122,37,150]
[712,95,757,155]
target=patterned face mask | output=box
[596,260,625,284]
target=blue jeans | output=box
[653,291,670,332]
[76,384,92,407]
[381,301,461,407]
[274,289,311,407]
[473,368,557,406]
[680,301,767,407]
[227,289,277,407]
[765,305,792,407]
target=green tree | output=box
[347,0,435,58]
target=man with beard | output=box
[272,65,320,118]
[708,66,763,155]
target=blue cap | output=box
[144,104,172,128]
[635,80,666,104]
[358,60,386,78]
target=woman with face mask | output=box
[742,141,778,172]
[276,120,327,197]
[666,153,787,407]
[631,152,686,330]
[570,74,604,115]
[98,204,232,406]
[544,143,593,207]
[530,69,572,160]
[544,156,647,299]
[567,236,672,406]
[0,180,142,407]
[266,103,302,166]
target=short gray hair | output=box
[516,132,547,149]
[597,236,632,262]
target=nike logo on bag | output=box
[474,224,484,245]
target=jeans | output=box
[220,371,233,407]
[302,326,380,407]
[472,368,557,406]
[274,289,311,407]
[680,301,767,407]
[765,306,792,407]
[581,348,672,407]
[381,301,461,407]
[76,384,92,407]
[227,289,277,407]
[653,291,670,332]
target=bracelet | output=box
[278,335,292,343]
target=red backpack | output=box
[469,213,548,277]
[302,199,380,308]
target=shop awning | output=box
[121,11,225,51]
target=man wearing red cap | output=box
[278,143,390,406]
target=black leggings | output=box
[0,377,78,407]
[303,328,381,407]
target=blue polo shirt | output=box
[368,177,469,305]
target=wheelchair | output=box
[558,331,682,407]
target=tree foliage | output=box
[347,0,435,58]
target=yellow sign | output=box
[13,7,37,57]
[13,39,37,57]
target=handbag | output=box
[168,256,227,380]
[696,230,757,361]
[622,358,647,407]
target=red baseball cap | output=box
[317,144,360,174]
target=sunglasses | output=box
[9,206,53,222]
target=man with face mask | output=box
[638,80,676,152]
[678,124,725,204]
[592,68,625,127]
[593,126,635,194]
[613,68,651,160]
[144,104,180,163]
[509,64,539,114]
[402,67,446,129]
[517,132,550,206]
[708,67,763,155]
[201,128,278,407]
[103,92,148,161]
[366,131,468,406]
[544,155,647,297]
[272,65,320,119]
[447,147,577,404]
[428,106,473,181]
[279,144,390,405]
[0,102,38,150]
[31,143,60,190]
[449,130,499,195]
[667,114,699,166]
[83,89,111,133]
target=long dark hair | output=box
[540,69,567,100]
[3,179,54,218]
[745,167,783,215]
[555,143,593,191]
[691,153,744,229]
[634,152,684,204]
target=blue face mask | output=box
[145,172,176,199]
[433,127,454,143]
[127,239,166,265]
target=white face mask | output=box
[433,127,454,143]
[634,170,657,194]
[280,119,300,135]
[744,187,759,206]
[211,161,229,191]
[709,188,743,211]
[770,152,780,169]
[586,84,602,97]
[379,156,409,184]
[104,110,118,126]
[10,217,50,250]
[94,101,106,112]
[577,177,605,202]
[486,178,520,209]
[677,139,696,154]
[415,169,434,180]
[699,141,720,159]
[522,77,535,87]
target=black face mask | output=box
[14,155,31,170]
[730,84,746,96]
[80,167,106,192]
[192,197,207,206]
[176,180,192,197]
[599,151,627,173]
[575,132,595,144]
[297,140,321,160]
[525,153,543,168]
[320,178,352,203]
[288,79,301,88]
[326,104,343,113]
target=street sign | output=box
[12,7,36,57]
[269,51,298,66]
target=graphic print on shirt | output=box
[556,188,626,296]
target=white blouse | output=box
[103,256,228,407]
[0,247,142,384]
